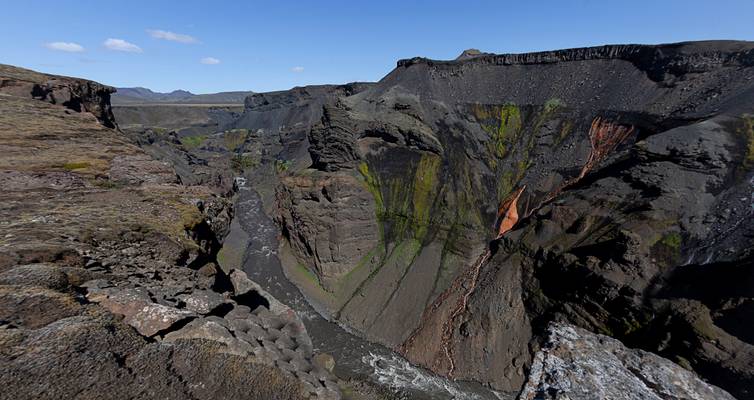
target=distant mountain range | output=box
[112,87,254,104]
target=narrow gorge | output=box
[2,40,753,400]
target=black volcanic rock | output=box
[399,40,754,82]
[20,40,753,399]
[273,40,754,399]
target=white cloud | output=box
[291,66,305,73]
[44,42,84,52]
[103,38,142,53]
[147,29,198,44]
[200,57,221,65]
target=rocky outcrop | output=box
[0,68,339,399]
[243,84,370,112]
[518,323,735,400]
[237,84,374,179]
[309,101,443,171]
[0,64,116,127]
[276,172,380,291]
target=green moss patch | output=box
[651,231,683,266]
[231,154,257,172]
[178,205,204,230]
[544,98,564,113]
[180,135,207,149]
[660,232,682,249]
[61,161,91,171]
[474,103,523,158]
[358,161,385,216]
[223,129,248,151]
[359,153,441,243]
[411,154,441,240]
[295,263,321,286]
[274,159,291,173]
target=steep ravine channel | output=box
[223,178,508,400]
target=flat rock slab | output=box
[88,287,196,337]
[177,290,225,314]
[124,303,195,337]
[518,323,736,400]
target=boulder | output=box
[518,323,736,400]
[124,303,195,337]
[177,290,225,314]
[312,353,335,373]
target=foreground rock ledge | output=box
[519,323,735,400]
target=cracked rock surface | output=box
[0,65,339,400]
[519,323,736,400]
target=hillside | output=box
[0,65,341,400]
[113,86,253,105]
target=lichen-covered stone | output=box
[518,323,736,400]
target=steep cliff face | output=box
[275,41,754,398]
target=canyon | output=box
[2,40,753,399]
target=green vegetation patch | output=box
[180,135,207,149]
[544,98,564,114]
[179,205,205,230]
[275,159,292,173]
[651,231,683,266]
[296,263,321,286]
[232,154,258,172]
[411,154,441,240]
[387,238,423,266]
[494,104,522,158]
[358,161,385,214]
[358,154,441,242]
[62,161,91,171]
[473,103,523,158]
[223,129,248,151]
[660,231,682,249]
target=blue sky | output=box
[1,0,753,93]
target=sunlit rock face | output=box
[519,323,736,400]
[273,41,754,398]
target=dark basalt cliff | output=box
[272,41,754,399]
[398,41,754,80]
